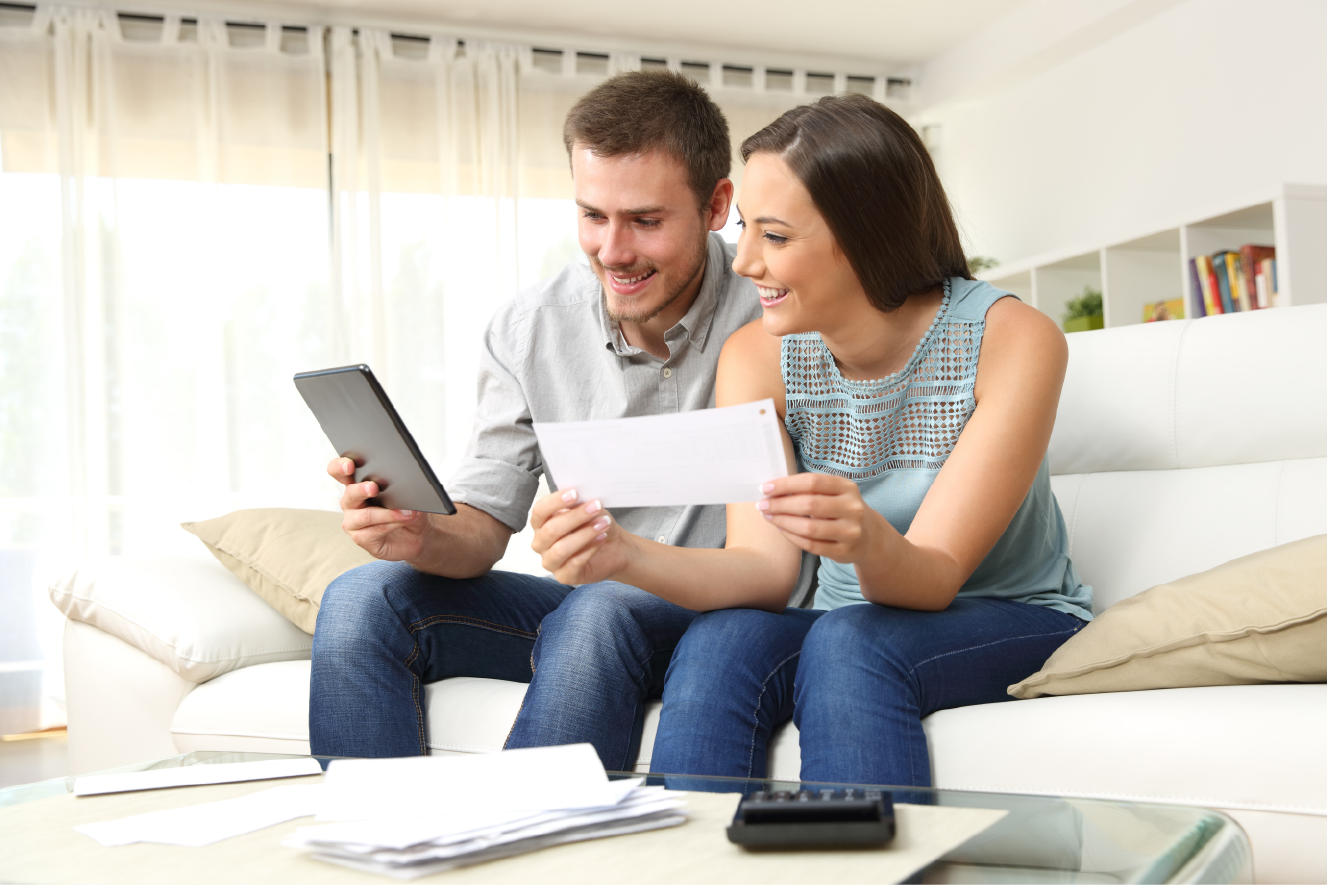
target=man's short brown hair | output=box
[563,70,731,209]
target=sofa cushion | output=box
[172,660,312,755]
[1010,534,1327,698]
[182,508,375,633]
[1050,304,1327,475]
[928,684,1327,816]
[50,555,312,683]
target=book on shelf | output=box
[1187,259,1206,318]
[1192,245,1276,318]
[1241,245,1276,308]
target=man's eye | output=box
[637,218,661,228]
[582,211,605,221]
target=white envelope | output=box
[533,399,787,508]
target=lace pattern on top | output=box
[782,280,982,481]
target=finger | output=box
[341,480,379,511]
[530,487,579,529]
[542,499,608,542]
[545,514,611,567]
[343,504,415,532]
[327,457,357,486]
[767,513,841,541]
[762,473,854,498]
[564,532,607,571]
[759,494,843,519]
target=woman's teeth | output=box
[613,270,655,285]
[759,286,789,304]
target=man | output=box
[310,70,799,768]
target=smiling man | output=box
[308,70,800,767]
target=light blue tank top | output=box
[782,277,1093,620]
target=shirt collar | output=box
[598,234,726,356]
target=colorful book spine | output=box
[1226,253,1251,311]
[1212,252,1235,313]
[1197,254,1222,315]
[1261,257,1278,306]
[1188,258,1206,318]
[1241,245,1276,309]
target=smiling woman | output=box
[532,93,1092,790]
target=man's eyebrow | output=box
[575,200,666,216]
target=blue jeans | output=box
[309,560,697,768]
[650,598,1085,786]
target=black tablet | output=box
[294,365,456,515]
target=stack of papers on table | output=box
[283,744,687,879]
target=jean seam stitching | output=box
[747,651,801,779]
[403,643,425,755]
[408,614,538,639]
[908,626,1081,672]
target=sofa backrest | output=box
[1047,303,1327,613]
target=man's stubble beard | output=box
[598,231,709,325]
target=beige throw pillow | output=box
[1009,534,1327,699]
[182,509,376,634]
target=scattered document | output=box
[75,784,322,847]
[287,780,686,879]
[73,757,323,796]
[317,743,618,821]
[533,399,787,508]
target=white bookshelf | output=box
[977,183,1327,329]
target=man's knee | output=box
[314,559,414,648]
[540,582,687,649]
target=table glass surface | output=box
[0,751,1251,884]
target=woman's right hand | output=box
[530,488,635,585]
[328,456,429,561]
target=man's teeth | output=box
[759,287,789,300]
[612,270,654,284]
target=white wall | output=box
[916,0,1327,265]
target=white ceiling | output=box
[224,0,1030,67]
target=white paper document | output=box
[317,743,617,822]
[533,399,787,508]
[73,757,323,796]
[75,784,322,847]
[287,778,686,879]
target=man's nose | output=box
[598,221,636,269]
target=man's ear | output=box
[705,179,735,232]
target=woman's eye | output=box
[764,232,788,245]
[735,219,746,229]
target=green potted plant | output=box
[1062,286,1104,333]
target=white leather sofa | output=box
[54,303,1327,883]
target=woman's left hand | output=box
[756,473,885,564]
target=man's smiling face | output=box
[571,146,711,327]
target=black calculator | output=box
[726,788,896,848]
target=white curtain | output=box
[0,3,824,731]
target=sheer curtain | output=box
[0,2,842,732]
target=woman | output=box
[530,93,1092,787]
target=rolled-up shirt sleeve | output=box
[448,303,542,533]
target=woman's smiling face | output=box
[731,152,872,338]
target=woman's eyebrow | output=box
[755,215,792,226]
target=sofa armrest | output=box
[50,555,312,684]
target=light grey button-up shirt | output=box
[450,233,760,552]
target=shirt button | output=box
[656,535,667,544]
[661,367,672,378]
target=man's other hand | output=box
[328,456,429,562]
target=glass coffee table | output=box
[0,751,1251,884]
